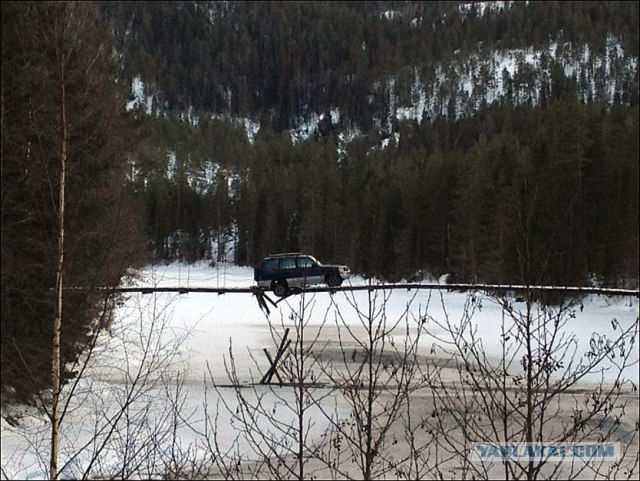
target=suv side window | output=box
[297,257,314,268]
[280,257,297,270]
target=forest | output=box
[106,0,639,287]
[127,99,639,288]
[1,0,638,402]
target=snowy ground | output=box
[2,262,638,479]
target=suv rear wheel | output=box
[271,279,289,297]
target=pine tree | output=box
[1,1,145,406]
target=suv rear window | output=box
[261,259,279,272]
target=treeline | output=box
[131,96,639,288]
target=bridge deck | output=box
[68,283,639,297]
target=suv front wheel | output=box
[271,279,289,297]
[326,274,343,288]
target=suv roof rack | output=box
[267,252,304,258]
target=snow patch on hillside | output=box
[126,76,155,114]
[458,1,514,19]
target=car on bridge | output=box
[254,253,350,297]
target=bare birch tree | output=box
[49,3,72,477]
[1,289,199,479]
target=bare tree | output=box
[192,285,453,480]
[304,286,432,480]
[421,290,639,480]
[198,291,337,480]
[50,6,69,477]
[2,0,144,399]
[1,290,198,479]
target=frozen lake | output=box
[2,262,638,479]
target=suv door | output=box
[279,256,298,283]
[296,256,323,285]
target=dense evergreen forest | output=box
[1,1,638,401]
[125,99,639,286]
[102,0,639,286]
[2,2,145,402]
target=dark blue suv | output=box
[254,253,350,297]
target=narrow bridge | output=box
[68,282,637,316]
[72,283,640,297]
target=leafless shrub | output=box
[421,291,639,480]
[2,293,198,479]
[305,286,434,480]
[201,291,334,480]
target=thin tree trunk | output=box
[50,43,67,481]
[365,293,374,480]
[525,297,534,481]
[297,314,304,481]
